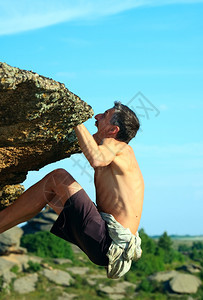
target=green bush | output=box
[138,278,154,292]
[20,231,74,259]
[200,269,203,280]
[127,229,185,280]
[192,241,203,250]
[10,265,19,274]
[133,253,165,276]
[27,260,41,273]
[178,244,190,252]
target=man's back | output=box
[95,139,144,234]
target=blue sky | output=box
[0,0,203,235]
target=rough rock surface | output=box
[0,184,25,210]
[0,256,16,274]
[57,292,77,300]
[169,273,201,294]
[176,264,202,274]
[41,268,74,286]
[21,207,58,234]
[0,62,94,209]
[0,253,42,272]
[13,273,38,294]
[2,270,17,290]
[98,281,136,300]
[53,258,72,265]
[148,270,178,282]
[66,266,89,275]
[0,226,26,255]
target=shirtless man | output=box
[0,101,144,278]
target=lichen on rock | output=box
[0,62,94,209]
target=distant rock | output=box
[57,292,77,300]
[86,273,107,286]
[0,256,16,274]
[98,281,136,300]
[2,270,17,290]
[41,268,74,286]
[0,226,26,255]
[0,253,42,272]
[53,258,72,265]
[148,270,178,282]
[21,207,58,234]
[66,266,89,275]
[169,273,201,294]
[176,263,202,274]
[13,273,38,294]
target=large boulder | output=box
[13,273,38,294]
[0,256,16,274]
[169,273,201,294]
[0,226,26,255]
[97,281,136,300]
[41,268,74,286]
[0,253,42,272]
[176,264,202,274]
[0,62,94,209]
[148,270,178,282]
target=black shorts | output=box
[50,189,112,266]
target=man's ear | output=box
[108,125,120,136]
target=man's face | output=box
[94,108,115,133]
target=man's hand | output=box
[74,124,120,168]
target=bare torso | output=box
[94,140,144,235]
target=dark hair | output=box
[110,101,140,143]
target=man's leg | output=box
[0,168,82,233]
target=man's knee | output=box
[48,168,75,186]
[52,168,69,177]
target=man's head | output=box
[94,102,140,144]
[110,101,140,143]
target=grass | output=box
[0,235,202,300]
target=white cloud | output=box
[0,0,203,36]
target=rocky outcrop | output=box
[57,292,77,300]
[148,269,202,295]
[169,273,201,294]
[13,273,38,294]
[148,270,178,282]
[0,226,26,255]
[0,62,94,209]
[21,207,58,234]
[41,268,74,286]
[0,184,25,210]
[0,249,202,298]
[98,281,136,299]
[66,266,89,275]
[176,264,201,274]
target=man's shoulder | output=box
[102,138,126,149]
[102,138,134,156]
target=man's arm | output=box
[74,124,119,168]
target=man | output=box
[0,101,144,278]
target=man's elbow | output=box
[90,158,110,168]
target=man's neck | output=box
[93,133,103,145]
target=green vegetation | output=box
[178,240,203,263]
[0,229,200,300]
[20,231,74,259]
[10,265,19,274]
[0,276,4,292]
[125,229,185,283]
[26,260,42,273]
